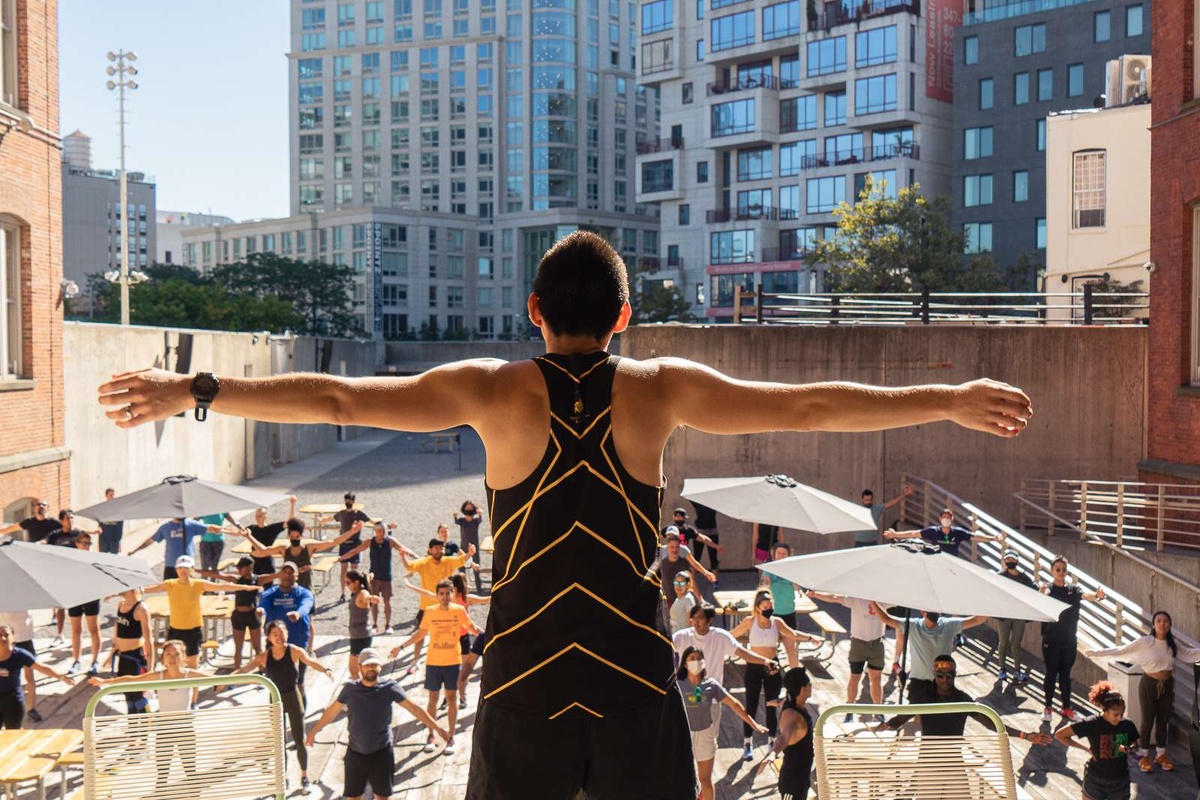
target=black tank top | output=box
[264,646,299,694]
[234,575,258,607]
[779,701,815,785]
[285,544,313,588]
[115,601,143,640]
[480,353,671,719]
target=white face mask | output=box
[686,659,705,675]
[940,517,952,528]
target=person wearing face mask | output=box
[238,496,299,586]
[730,591,822,761]
[871,602,989,701]
[677,646,766,800]
[325,492,371,602]
[995,549,1036,683]
[885,507,1005,559]
[251,517,359,592]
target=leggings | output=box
[116,649,150,714]
[1042,640,1077,710]
[0,692,23,729]
[743,663,782,738]
[280,689,309,771]
[153,718,197,790]
[1137,674,1173,750]
[996,619,1026,672]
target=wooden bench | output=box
[312,555,340,588]
[56,750,85,797]
[808,610,848,644]
[217,556,241,571]
[420,432,459,453]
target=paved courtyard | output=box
[16,429,1199,799]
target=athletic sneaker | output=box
[1060,708,1077,721]
[843,713,854,724]
[458,694,467,710]
[953,633,966,648]
[1139,756,1153,773]
[440,697,448,710]
[997,669,1010,681]
[742,742,753,762]
[50,635,64,648]
[87,662,99,676]
[26,708,42,723]
[423,736,437,753]
[300,777,311,793]
[1041,707,1052,722]
[1015,670,1029,683]
[67,661,81,675]
[1155,753,1174,771]
[382,625,393,635]
[406,663,419,676]
[444,738,457,755]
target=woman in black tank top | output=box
[758,667,815,800]
[111,589,152,714]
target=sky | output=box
[59,0,291,222]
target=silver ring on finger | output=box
[124,406,134,419]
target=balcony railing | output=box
[641,179,675,193]
[636,136,685,155]
[760,247,808,262]
[800,142,920,170]
[707,74,780,96]
[811,0,921,32]
[706,206,780,223]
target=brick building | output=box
[0,0,69,522]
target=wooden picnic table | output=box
[712,589,818,621]
[142,592,237,653]
[0,728,83,800]
[422,432,459,453]
[298,503,364,540]
[230,536,323,555]
[480,535,494,554]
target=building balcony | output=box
[760,247,809,263]
[799,70,848,94]
[635,148,683,203]
[800,142,920,171]
[811,0,921,33]
[707,206,783,224]
[707,74,780,97]
[636,136,685,155]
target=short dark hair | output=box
[429,537,445,549]
[436,579,454,592]
[676,646,706,681]
[344,491,356,501]
[862,489,874,497]
[689,603,717,621]
[287,518,305,534]
[58,509,73,521]
[532,231,629,340]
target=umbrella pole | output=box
[899,614,911,699]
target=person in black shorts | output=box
[237,496,298,585]
[306,648,449,800]
[326,492,371,602]
[66,530,103,676]
[101,231,1033,799]
[217,557,265,670]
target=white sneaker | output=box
[50,635,64,648]
[1041,707,1052,722]
[382,625,393,635]
[444,738,456,755]
[423,736,436,753]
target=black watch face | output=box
[193,374,219,398]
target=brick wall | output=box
[0,0,67,514]
[1144,0,1200,485]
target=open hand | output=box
[1025,732,1052,746]
[98,368,193,427]
[949,379,1032,438]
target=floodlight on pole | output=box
[106,49,139,325]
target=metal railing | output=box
[706,206,780,223]
[635,136,685,155]
[800,142,921,170]
[760,246,809,262]
[1017,479,1200,552]
[707,74,781,95]
[812,0,921,32]
[729,288,1150,325]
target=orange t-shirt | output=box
[420,603,471,667]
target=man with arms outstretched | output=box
[98,231,1031,800]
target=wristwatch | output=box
[190,372,221,421]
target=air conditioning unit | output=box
[1105,55,1151,107]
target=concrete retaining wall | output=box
[63,323,375,512]
[622,324,1147,570]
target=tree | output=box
[813,179,1014,293]
[211,253,364,338]
[632,283,696,323]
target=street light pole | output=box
[106,50,138,325]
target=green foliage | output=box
[632,283,696,323]
[78,253,365,337]
[1089,275,1146,319]
[813,179,1016,294]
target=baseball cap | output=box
[664,526,681,541]
[673,507,688,516]
[174,555,195,569]
[236,556,254,568]
[280,561,299,573]
[1003,549,1019,561]
[358,648,385,667]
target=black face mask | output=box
[345,502,354,508]
[1004,561,1018,570]
[760,608,774,620]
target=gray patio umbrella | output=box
[681,475,875,533]
[74,475,287,523]
[0,535,158,611]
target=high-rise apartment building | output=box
[952,0,1150,276]
[636,0,953,320]
[274,0,659,339]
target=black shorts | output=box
[460,634,472,655]
[470,629,489,657]
[230,610,261,632]
[465,685,696,800]
[167,626,203,657]
[344,746,394,797]
[68,599,100,618]
[14,640,34,657]
[349,637,373,656]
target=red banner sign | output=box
[925,0,963,102]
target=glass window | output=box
[711,98,755,137]
[854,169,897,200]
[1126,4,1143,37]
[964,35,978,65]
[1037,68,1052,101]
[1036,217,1047,249]
[1068,64,1084,97]
[1013,170,1029,202]
[824,91,846,126]
[1036,118,1046,151]
[964,126,993,159]
[1014,72,1029,105]
[641,0,673,34]
[806,176,846,213]
[709,230,755,265]
[1095,10,1111,42]
[780,95,817,132]
[737,147,773,181]
[641,159,673,192]
[963,222,993,254]
[1014,23,1046,56]
[979,78,993,110]
[854,74,896,115]
[711,10,754,52]
[762,0,800,41]
[697,161,709,182]
[780,139,816,176]
[1072,150,1107,228]
[963,174,993,207]
[679,204,690,225]
[855,26,897,68]
[0,224,22,378]
[780,54,800,88]
[807,36,847,76]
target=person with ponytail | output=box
[1055,681,1139,800]
[757,667,814,800]
[677,646,765,800]
[1086,610,1200,772]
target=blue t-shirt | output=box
[919,525,973,558]
[337,680,409,754]
[259,585,315,648]
[152,519,207,565]
[0,648,36,701]
[767,572,797,616]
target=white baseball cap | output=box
[280,561,299,573]
[174,555,195,569]
[358,648,385,667]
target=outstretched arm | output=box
[304,699,345,747]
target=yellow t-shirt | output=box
[408,553,469,608]
[420,603,471,667]
[163,579,205,629]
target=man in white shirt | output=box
[807,592,887,721]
